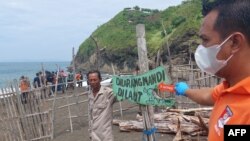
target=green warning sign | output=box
[112,66,175,107]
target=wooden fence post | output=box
[51,66,60,139]
[136,24,155,141]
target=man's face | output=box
[88,73,101,90]
[199,10,232,76]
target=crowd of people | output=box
[18,70,84,103]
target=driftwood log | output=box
[113,108,211,137]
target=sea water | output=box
[0,62,70,88]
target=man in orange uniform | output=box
[174,0,250,141]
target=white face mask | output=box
[195,35,233,75]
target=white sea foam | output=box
[0,87,16,98]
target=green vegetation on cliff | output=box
[76,0,202,71]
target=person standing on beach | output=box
[66,71,74,90]
[87,70,116,141]
[174,0,250,140]
[76,71,82,87]
[59,69,67,93]
[33,73,41,88]
[19,76,30,104]
[80,71,83,87]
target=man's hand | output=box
[175,82,189,96]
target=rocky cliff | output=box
[75,0,202,73]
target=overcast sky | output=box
[0,0,184,62]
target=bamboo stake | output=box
[57,100,87,109]
[39,103,47,137]
[13,93,25,141]
[27,107,37,139]
[3,88,14,141]
[9,84,23,140]
[136,24,155,141]
[26,92,34,138]
[6,89,19,140]
[34,88,47,137]
[111,63,123,119]
[71,47,83,126]
[32,92,42,138]
[45,91,88,101]
[65,80,74,133]
[51,65,60,139]
[28,90,37,139]
[14,79,32,140]
[72,47,77,97]
[41,63,47,88]
[29,135,51,141]
[1,88,10,141]
[34,93,43,137]
[24,94,37,139]
[47,111,52,138]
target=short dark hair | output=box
[86,70,101,80]
[202,0,250,42]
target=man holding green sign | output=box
[87,67,175,141]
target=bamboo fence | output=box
[0,80,52,141]
[0,78,87,141]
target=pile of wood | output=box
[113,108,212,137]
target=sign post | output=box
[136,24,155,141]
[112,25,175,140]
